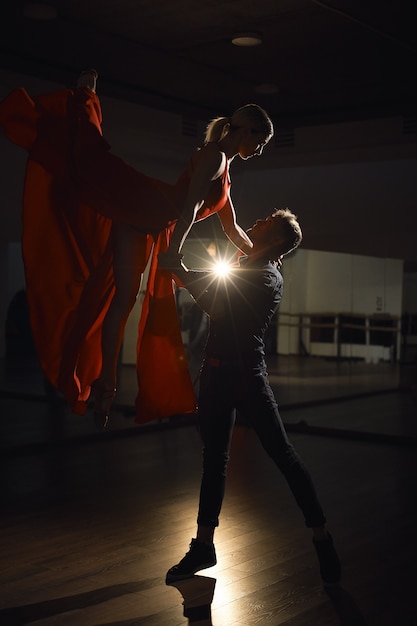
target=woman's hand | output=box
[157,250,186,272]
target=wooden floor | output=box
[1,356,416,625]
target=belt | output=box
[205,357,263,368]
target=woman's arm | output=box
[166,147,226,257]
[217,196,254,255]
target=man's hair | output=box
[271,208,302,260]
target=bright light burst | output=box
[213,260,231,277]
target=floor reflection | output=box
[326,586,368,625]
[167,575,216,625]
[166,574,369,626]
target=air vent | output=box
[274,127,295,148]
[403,117,417,135]
[181,117,199,138]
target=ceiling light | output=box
[232,32,262,47]
[254,83,279,95]
[23,3,57,20]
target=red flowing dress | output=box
[0,86,230,423]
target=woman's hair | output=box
[271,208,303,259]
[205,103,274,143]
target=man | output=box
[165,208,341,587]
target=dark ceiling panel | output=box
[1,1,416,125]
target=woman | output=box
[0,69,274,427]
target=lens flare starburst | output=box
[213,261,231,277]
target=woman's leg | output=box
[72,78,174,230]
[93,223,151,427]
[101,223,150,386]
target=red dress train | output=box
[0,86,230,423]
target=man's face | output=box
[247,215,287,259]
[248,216,279,243]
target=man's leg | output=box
[166,364,235,581]
[238,365,341,586]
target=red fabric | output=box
[135,228,196,422]
[1,88,116,413]
[0,86,228,423]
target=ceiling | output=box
[1,0,416,128]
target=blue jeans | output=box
[196,359,327,529]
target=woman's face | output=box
[238,129,271,159]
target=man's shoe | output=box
[166,539,217,582]
[313,533,341,587]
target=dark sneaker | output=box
[166,539,217,582]
[313,532,341,587]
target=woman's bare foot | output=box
[77,68,98,93]
[91,379,116,429]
